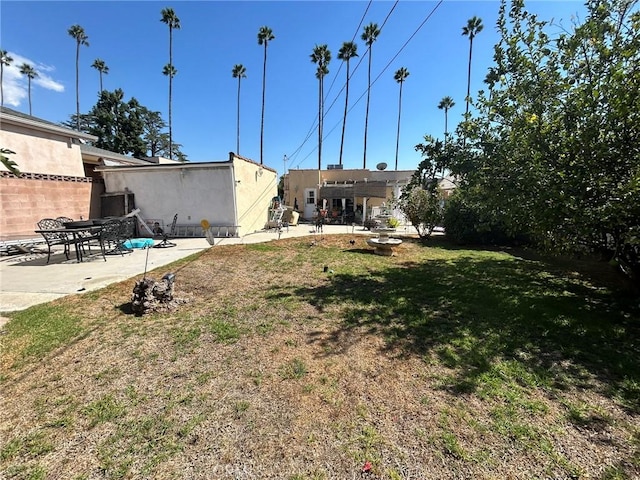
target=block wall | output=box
[0,173,94,239]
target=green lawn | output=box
[1,236,638,479]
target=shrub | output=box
[443,192,520,246]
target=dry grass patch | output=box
[1,235,638,479]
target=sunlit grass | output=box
[1,235,637,478]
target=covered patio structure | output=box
[318,180,390,224]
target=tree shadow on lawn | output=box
[290,248,640,413]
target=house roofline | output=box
[80,144,152,165]
[0,107,98,142]
[96,160,234,173]
[228,152,278,174]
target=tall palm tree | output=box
[162,63,178,145]
[68,25,89,131]
[232,64,247,155]
[393,67,409,171]
[161,7,181,160]
[337,41,358,166]
[462,16,483,118]
[19,63,38,115]
[1,49,13,107]
[91,58,109,92]
[310,44,331,171]
[257,26,275,165]
[361,22,380,169]
[437,96,455,142]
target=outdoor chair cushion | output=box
[123,238,154,249]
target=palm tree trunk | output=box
[318,75,322,171]
[444,108,449,141]
[28,78,32,115]
[1,67,4,107]
[169,27,173,160]
[236,76,241,154]
[363,48,372,169]
[465,38,474,118]
[395,81,403,171]
[75,42,80,130]
[339,61,350,166]
[99,72,103,92]
[260,43,267,165]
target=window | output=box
[306,190,315,205]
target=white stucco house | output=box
[96,153,278,238]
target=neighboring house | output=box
[97,153,278,238]
[0,107,151,240]
[1,107,276,243]
[284,167,416,221]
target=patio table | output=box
[35,225,103,263]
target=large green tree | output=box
[19,63,38,115]
[310,44,331,171]
[232,64,246,155]
[1,49,13,107]
[68,25,89,131]
[337,41,358,166]
[91,58,109,92]
[444,0,640,279]
[257,26,275,165]
[87,89,146,158]
[361,22,380,169]
[63,95,187,161]
[160,7,180,160]
[393,67,409,171]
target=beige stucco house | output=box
[283,167,416,222]
[0,107,156,240]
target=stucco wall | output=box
[0,123,85,177]
[102,164,237,231]
[233,158,278,234]
[285,169,414,219]
[0,175,93,239]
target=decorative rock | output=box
[131,273,185,315]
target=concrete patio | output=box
[0,223,392,313]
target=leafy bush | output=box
[396,185,443,239]
[443,192,519,246]
[387,217,400,228]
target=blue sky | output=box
[1,1,586,175]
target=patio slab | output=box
[0,224,387,313]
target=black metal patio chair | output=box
[37,218,71,263]
[100,219,131,256]
[56,216,97,257]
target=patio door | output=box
[303,188,316,220]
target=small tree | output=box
[396,184,443,239]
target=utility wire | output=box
[289,0,373,165]
[295,0,444,168]
[292,0,399,168]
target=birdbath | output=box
[367,227,402,256]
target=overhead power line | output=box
[294,0,444,169]
[288,0,373,165]
[291,0,399,168]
